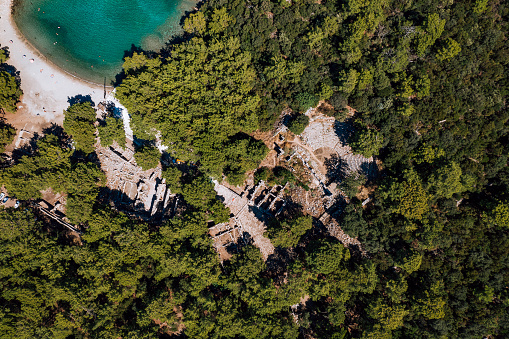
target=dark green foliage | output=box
[0,49,7,64]
[98,116,126,148]
[254,164,307,188]
[133,145,160,170]
[1,133,104,222]
[181,175,216,210]
[254,166,271,183]
[288,114,310,135]
[180,174,230,223]
[0,122,15,153]
[65,162,104,224]
[116,36,260,176]
[162,165,182,194]
[272,166,296,186]
[62,102,96,154]
[350,126,383,158]
[2,0,509,337]
[0,71,21,114]
[0,49,22,114]
[305,239,350,275]
[1,134,71,199]
[266,215,313,248]
[0,206,218,337]
[223,134,269,186]
[340,172,367,199]
[295,92,319,112]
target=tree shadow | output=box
[274,196,304,221]
[105,101,124,119]
[1,63,21,83]
[97,101,125,125]
[41,123,76,151]
[112,70,126,88]
[325,197,347,219]
[132,135,156,149]
[10,132,40,162]
[224,231,254,256]
[265,246,298,283]
[360,161,379,181]
[333,120,354,145]
[328,62,343,85]
[42,123,65,139]
[160,151,175,168]
[324,154,349,185]
[96,186,179,225]
[248,204,274,224]
[67,94,95,107]
[159,34,190,59]
[122,44,146,60]
[300,216,331,245]
[281,112,294,129]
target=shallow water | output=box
[13,0,193,84]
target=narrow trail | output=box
[287,137,330,177]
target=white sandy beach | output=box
[0,0,110,127]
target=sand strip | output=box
[0,0,111,127]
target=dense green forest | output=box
[0,47,21,153]
[1,0,508,338]
[0,48,22,115]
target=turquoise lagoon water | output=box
[13,0,194,84]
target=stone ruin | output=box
[97,145,178,222]
[211,109,378,260]
[211,180,293,261]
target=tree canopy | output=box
[98,116,126,148]
[0,48,22,114]
[0,123,15,153]
[1,0,508,337]
[62,102,97,154]
[133,144,160,171]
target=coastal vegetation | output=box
[0,0,508,338]
[98,116,126,148]
[0,47,22,114]
[288,114,310,135]
[0,123,15,153]
[1,133,104,223]
[62,102,97,154]
[134,144,161,170]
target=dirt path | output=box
[287,136,331,177]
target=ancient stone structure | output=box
[97,145,177,221]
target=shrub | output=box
[162,166,182,194]
[225,169,246,187]
[266,215,313,248]
[134,145,160,170]
[350,128,383,158]
[98,116,126,148]
[273,166,296,186]
[254,167,272,183]
[0,123,15,153]
[62,102,97,154]
[295,92,319,112]
[288,114,310,135]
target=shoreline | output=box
[8,0,115,88]
[0,0,111,127]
